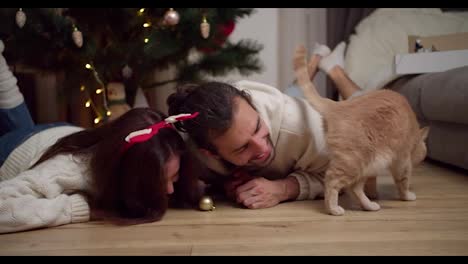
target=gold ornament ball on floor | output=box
[199,196,215,211]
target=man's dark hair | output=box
[167,81,255,153]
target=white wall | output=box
[278,8,309,91]
[219,8,327,95]
[217,8,279,88]
[306,8,328,97]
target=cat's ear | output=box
[420,126,430,141]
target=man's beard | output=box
[220,137,276,173]
[243,148,276,173]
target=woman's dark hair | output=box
[167,81,255,153]
[32,107,199,224]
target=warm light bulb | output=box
[143,22,151,28]
[85,63,92,69]
[106,110,112,116]
[144,38,149,43]
[95,88,102,94]
[85,100,91,108]
[139,8,145,14]
[94,117,100,124]
[80,85,85,91]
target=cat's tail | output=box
[293,45,330,114]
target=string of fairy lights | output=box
[14,8,212,125]
[82,62,111,124]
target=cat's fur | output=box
[293,46,429,216]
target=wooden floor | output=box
[1,161,468,256]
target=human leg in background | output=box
[0,39,36,167]
[318,41,363,100]
[307,43,331,81]
[284,43,331,98]
[0,39,34,137]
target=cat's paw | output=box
[328,206,345,216]
[363,201,381,211]
[401,191,416,201]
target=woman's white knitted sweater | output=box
[0,126,91,234]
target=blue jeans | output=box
[0,103,70,167]
[284,83,305,98]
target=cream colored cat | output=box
[293,46,429,216]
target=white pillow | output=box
[345,8,468,91]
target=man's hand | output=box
[235,177,299,209]
[223,170,254,200]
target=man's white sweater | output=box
[197,80,330,200]
[0,126,91,234]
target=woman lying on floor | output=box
[0,39,201,234]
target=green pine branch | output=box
[0,8,263,98]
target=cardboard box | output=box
[395,49,468,74]
[408,32,468,53]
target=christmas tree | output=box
[0,8,263,124]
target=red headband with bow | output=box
[121,112,199,153]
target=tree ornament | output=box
[199,20,236,52]
[72,26,83,48]
[164,8,180,26]
[200,16,210,39]
[187,48,203,64]
[122,64,133,79]
[16,8,26,28]
[199,196,215,211]
[219,20,235,38]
